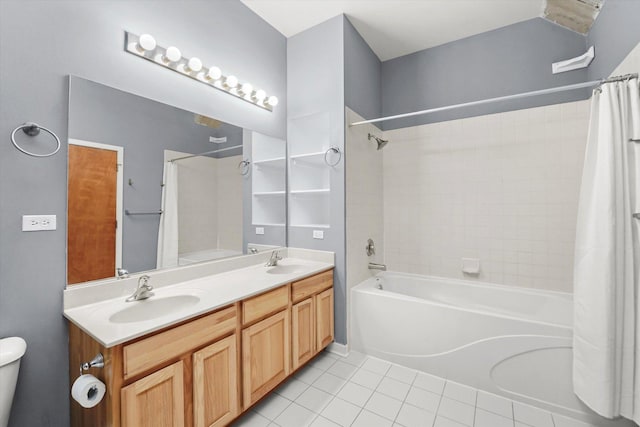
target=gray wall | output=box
[381,18,590,130]
[344,16,382,127]
[287,16,348,344]
[0,1,285,425]
[69,76,245,274]
[587,0,640,80]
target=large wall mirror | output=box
[67,76,286,285]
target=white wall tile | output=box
[216,155,243,251]
[168,150,219,254]
[346,108,385,343]
[382,101,590,292]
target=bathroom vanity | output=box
[64,252,334,427]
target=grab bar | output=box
[125,210,163,216]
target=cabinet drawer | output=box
[242,285,289,326]
[291,270,333,303]
[123,306,236,380]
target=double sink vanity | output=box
[64,248,335,427]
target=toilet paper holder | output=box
[79,353,104,376]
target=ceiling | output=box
[240,0,545,61]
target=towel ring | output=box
[324,147,342,167]
[238,159,251,176]
[11,122,61,158]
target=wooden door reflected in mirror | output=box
[67,141,123,284]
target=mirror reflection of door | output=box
[67,140,123,284]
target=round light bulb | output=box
[207,66,222,80]
[254,89,266,102]
[241,82,253,95]
[267,95,279,107]
[186,57,202,73]
[164,46,181,63]
[138,34,156,52]
[225,75,238,88]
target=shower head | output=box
[368,133,389,150]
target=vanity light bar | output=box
[124,32,278,111]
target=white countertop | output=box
[64,253,333,348]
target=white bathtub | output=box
[350,272,630,425]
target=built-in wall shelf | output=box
[251,132,286,228]
[253,157,286,166]
[288,112,333,230]
[290,224,330,229]
[290,152,326,167]
[290,151,325,160]
[290,189,330,195]
[253,191,286,196]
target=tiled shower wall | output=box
[169,150,243,254]
[383,101,590,292]
[346,43,639,294]
[216,155,244,252]
[345,108,385,342]
[346,109,385,287]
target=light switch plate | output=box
[22,215,57,231]
[313,230,324,239]
[255,227,265,235]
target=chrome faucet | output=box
[116,268,130,279]
[126,275,154,302]
[368,262,387,271]
[265,250,282,267]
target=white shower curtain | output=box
[573,77,640,423]
[157,161,179,268]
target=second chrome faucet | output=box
[265,250,282,267]
[126,275,154,302]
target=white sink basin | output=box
[109,295,200,324]
[266,264,306,275]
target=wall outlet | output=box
[255,227,265,235]
[22,215,57,231]
[313,230,324,239]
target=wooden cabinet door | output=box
[193,335,239,427]
[292,298,315,370]
[242,310,290,408]
[121,361,185,427]
[316,288,334,351]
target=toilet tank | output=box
[0,337,27,427]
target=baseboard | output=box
[326,342,348,357]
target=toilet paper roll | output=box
[71,374,106,408]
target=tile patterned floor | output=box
[231,351,600,427]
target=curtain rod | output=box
[350,73,639,127]
[169,144,242,162]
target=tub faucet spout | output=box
[368,262,387,271]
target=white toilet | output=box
[0,337,26,427]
